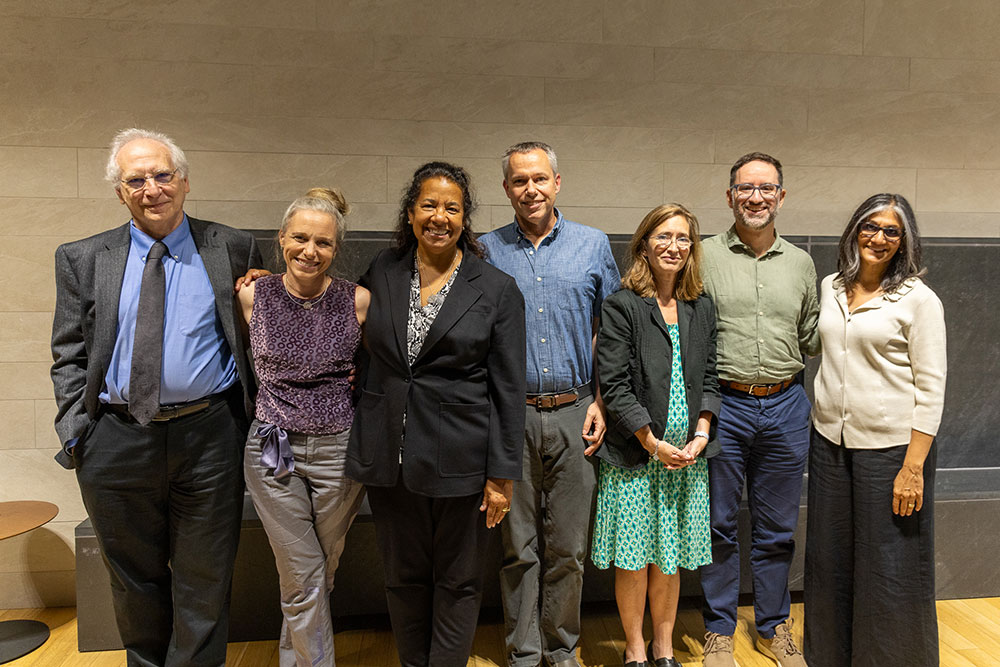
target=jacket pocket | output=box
[350,389,387,466]
[438,402,490,478]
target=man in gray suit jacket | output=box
[50,128,262,667]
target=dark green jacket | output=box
[596,289,721,470]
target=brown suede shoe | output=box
[755,619,807,667]
[702,632,738,667]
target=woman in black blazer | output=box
[591,204,720,667]
[347,162,526,667]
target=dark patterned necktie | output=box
[129,241,168,425]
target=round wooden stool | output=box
[0,501,59,664]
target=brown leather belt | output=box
[526,386,592,410]
[719,377,795,397]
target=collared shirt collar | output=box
[722,223,787,257]
[129,214,191,264]
[514,208,565,245]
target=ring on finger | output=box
[501,507,510,513]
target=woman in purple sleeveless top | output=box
[236,188,370,667]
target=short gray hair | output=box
[501,141,558,180]
[105,128,189,188]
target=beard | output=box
[734,202,777,230]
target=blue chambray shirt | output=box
[100,215,238,405]
[479,209,620,394]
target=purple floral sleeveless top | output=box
[249,274,361,434]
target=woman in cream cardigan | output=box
[805,193,946,667]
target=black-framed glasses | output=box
[859,221,903,241]
[731,183,781,200]
[121,169,178,192]
[649,234,692,250]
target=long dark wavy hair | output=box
[392,161,484,259]
[836,193,925,293]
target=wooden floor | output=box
[4,598,1000,666]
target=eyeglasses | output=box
[120,169,178,192]
[649,234,692,250]
[859,221,903,241]
[731,183,781,200]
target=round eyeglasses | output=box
[649,234,692,250]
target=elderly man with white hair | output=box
[50,128,262,667]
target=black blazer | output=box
[347,247,527,497]
[596,289,721,470]
[50,217,263,469]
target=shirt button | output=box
[758,283,764,288]
[543,368,549,373]
[538,308,544,313]
[540,338,546,343]
[529,250,534,255]
[536,277,542,282]
[758,339,764,344]
[758,311,763,316]
[173,255,179,260]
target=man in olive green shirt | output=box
[698,153,819,667]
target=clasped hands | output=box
[651,436,706,469]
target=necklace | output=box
[283,276,331,310]
[416,250,461,297]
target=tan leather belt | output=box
[107,390,230,423]
[719,377,795,397]
[526,386,592,410]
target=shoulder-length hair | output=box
[391,161,484,259]
[837,193,925,293]
[622,203,703,301]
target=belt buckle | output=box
[747,383,767,396]
[152,406,179,421]
[535,395,557,409]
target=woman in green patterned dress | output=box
[592,203,721,667]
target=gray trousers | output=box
[500,398,597,667]
[245,423,365,667]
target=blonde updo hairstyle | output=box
[276,187,350,268]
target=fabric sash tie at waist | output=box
[256,422,294,479]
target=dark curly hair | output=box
[392,161,484,259]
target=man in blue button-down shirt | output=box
[50,128,262,667]
[479,142,620,667]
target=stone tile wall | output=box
[2,0,998,607]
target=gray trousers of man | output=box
[500,396,597,667]
[245,423,365,667]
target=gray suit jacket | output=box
[50,216,263,469]
[596,289,721,470]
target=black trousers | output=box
[75,396,247,667]
[367,482,491,667]
[804,429,938,667]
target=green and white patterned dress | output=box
[591,322,712,574]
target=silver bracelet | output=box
[649,441,660,461]
[694,430,710,440]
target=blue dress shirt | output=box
[100,216,237,406]
[479,209,620,394]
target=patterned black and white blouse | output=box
[406,256,460,366]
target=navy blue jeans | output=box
[700,383,811,638]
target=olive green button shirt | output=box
[701,226,820,384]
